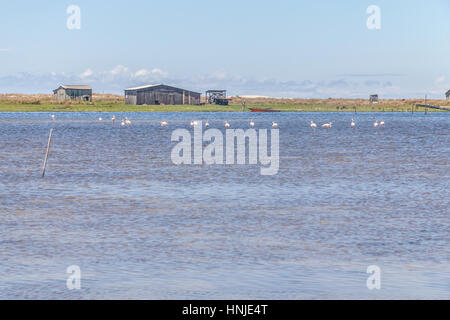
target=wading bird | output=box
[380,121,385,127]
[250,120,255,128]
[310,121,317,129]
[121,120,125,127]
[351,119,355,128]
[225,121,231,128]
[112,115,116,122]
[374,120,379,128]
[322,122,332,128]
[205,121,209,128]
[125,118,131,126]
[272,122,279,128]
[161,121,168,127]
[51,115,55,120]
[99,117,102,121]
[190,120,198,126]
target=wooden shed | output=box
[370,94,379,103]
[124,84,201,105]
[53,85,92,102]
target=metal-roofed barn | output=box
[53,85,92,102]
[124,84,201,105]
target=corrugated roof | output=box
[124,84,200,94]
[59,85,92,90]
[125,84,162,91]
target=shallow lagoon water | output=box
[0,112,449,299]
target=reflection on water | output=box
[0,112,449,299]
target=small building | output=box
[446,90,450,101]
[53,85,92,102]
[206,90,231,105]
[370,94,379,103]
[124,84,201,105]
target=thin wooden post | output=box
[42,128,53,178]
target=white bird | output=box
[161,121,168,127]
[250,120,255,128]
[112,115,116,122]
[310,121,317,129]
[99,117,102,121]
[322,122,332,128]
[51,115,55,120]
[374,120,379,128]
[351,119,355,128]
[225,121,231,128]
[205,121,209,128]
[125,118,131,125]
[272,122,279,128]
[121,120,125,127]
[190,120,198,126]
[380,121,385,127]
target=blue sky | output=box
[0,0,449,97]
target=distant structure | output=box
[206,90,231,105]
[53,85,92,102]
[124,84,201,105]
[446,90,450,101]
[370,94,379,103]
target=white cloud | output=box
[110,65,129,75]
[211,71,227,79]
[435,75,446,84]
[79,68,94,79]
[134,69,151,77]
[430,75,450,96]
[151,68,168,77]
[0,66,443,98]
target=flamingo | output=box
[112,115,116,122]
[351,119,355,128]
[51,115,55,120]
[322,122,332,128]
[190,120,198,126]
[272,122,279,128]
[161,121,168,127]
[374,120,379,128]
[121,120,125,127]
[310,121,317,129]
[380,121,385,127]
[205,121,209,128]
[250,120,255,128]
[125,118,131,125]
[225,121,231,128]
[99,117,102,121]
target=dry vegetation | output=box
[231,96,450,107]
[0,93,124,105]
[0,94,448,112]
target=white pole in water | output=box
[41,128,53,178]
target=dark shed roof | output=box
[125,84,200,95]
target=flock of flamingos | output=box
[50,114,385,129]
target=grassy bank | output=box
[0,94,448,112]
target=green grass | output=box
[0,100,442,112]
